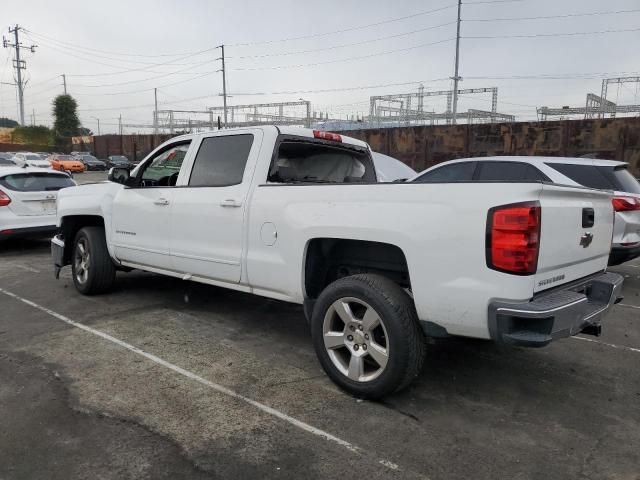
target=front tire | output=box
[311,274,425,399]
[72,226,116,295]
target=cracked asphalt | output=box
[1,229,639,479]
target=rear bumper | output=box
[0,225,57,239]
[609,244,640,266]
[488,272,624,347]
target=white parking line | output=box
[572,335,640,353]
[619,303,640,310]
[0,288,406,475]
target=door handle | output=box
[220,199,242,208]
[154,197,169,206]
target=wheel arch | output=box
[59,215,105,265]
[302,237,411,319]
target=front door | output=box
[111,141,192,271]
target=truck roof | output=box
[171,126,369,149]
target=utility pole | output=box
[31,108,35,126]
[91,116,100,135]
[217,44,228,127]
[62,74,67,95]
[118,114,122,135]
[451,0,462,125]
[153,87,158,136]
[3,25,37,125]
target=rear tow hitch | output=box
[581,324,602,337]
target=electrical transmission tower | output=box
[3,25,37,125]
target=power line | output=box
[23,28,214,59]
[228,4,456,47]
[465,27,640,39]
[230,21,456,59]
[466,8,640,22]
[68,60,217,88]
[231,38,455,71]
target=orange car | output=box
[49,154,86,173]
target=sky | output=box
[1,0,639,134]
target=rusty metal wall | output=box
[341,118,640,175]
[92,134,173,162]
[87,118,640,174]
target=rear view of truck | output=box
[486,184,623,347]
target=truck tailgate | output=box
[535,184,614,293]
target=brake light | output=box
[612,196,640,212]
[487,202,541,275]
[313,130,342,142]
[0,189,11,207]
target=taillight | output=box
[0,189,11,207]
[313,130,342,142]
[487,202,541,275]
[612,196,640,212]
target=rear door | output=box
[168,129,263,283]
[535,184,614,292]
[0,172,74,217]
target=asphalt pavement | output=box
[0,234,639,479]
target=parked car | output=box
[12,152,52,169]
[0,157,18,167]
[107,155,132,168]
[371,152,416,182]
[0,153,18,167]
[411,156,640,265]
[51,127,623,398]
[0,167,76,239]
[50,154,86,173]
[79,155,107,171]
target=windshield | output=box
[0,172,75,191]
[57,155,73,160]
[0,158,14,165]
[111,156,128,161]
[83,155,99,162]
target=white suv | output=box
[0,167,76,239]
[411,156,640,265]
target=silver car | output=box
[411,156,640,265]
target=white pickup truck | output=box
[51,126,623,398]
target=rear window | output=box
[547,163,640,193]
[0,173,75,191]
[599,166,640,194]
[268,139,375,183]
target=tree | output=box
[78,127,93,136]
[52,94,80,137]
[0,117,19,128]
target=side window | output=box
[139,142,191,187]
[188,134,253,187]
[413,162,476,183]
[476,161,548,182]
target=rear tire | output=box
[72,226,116,295]
[311,274,425,399]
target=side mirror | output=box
[108,167,130,184]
